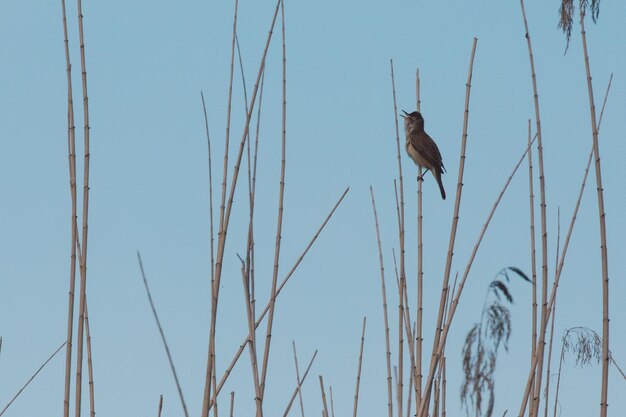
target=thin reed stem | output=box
[353,317,367,417]
[518,2,550,415]
[319,376,329,417]
[292,342,306,417]
[389,59,405,417]
[60,1,78,416]
[203,2,283,414]
[137,253,189,417]
[259,1,288,406]
[84,299,95,417]
[369,187,393,417]
[0,342,66,416]
[157,396,163,417]
[415,67,423,411]
[526,118,538,414]
[283,350,318,417]
[211,189,348,404]
[418,37,478,417]
[579,6,610,414]
[73,0,92,415]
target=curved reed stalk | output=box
[578,6,610,414]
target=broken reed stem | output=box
[415,67,424,412]
[137,253,190,417]
[283,350,318,417]
[60,1,78,416]
[518,2,550,416]
[229,392,235,417]
[319,376,330,417]
[202,0,239,413]
[259,1,288,405]
[579,7,610,415]
[0,342,66,416]
[330,387,335,417]
[211,189,348,405]
[292,342,306,417]
[389,59,406,417]
[526,118,538,414]
[203,1,283,415]
[369,187,393,417]
[518,72,614,417]
[84,299,95,417]
[418,37,477,417]
[157,395,163,417]
[353,317,367,417]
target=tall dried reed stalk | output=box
[201,1,283,415]
[369,187,394,417]
[418,37,478,417]
[353,317,367,417]
[60,0,78,416]
[576,5,611,414]
[282,350,317,417]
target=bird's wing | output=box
[410,132,445,172]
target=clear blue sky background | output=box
[1,1,625,416]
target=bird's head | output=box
[401,110,425,132]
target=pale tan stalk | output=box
[203,0,239,411]
[292,342,306,417]
[518,72,613,417]
[543,299,557,417]
[60,1,78,416]
[369,187,393,417]
[518,3,550,416]
[389,60,406,417]
[578,6,610,414]
[137,253,189,417]
[84,299,95,417]
[200,92,215,287]
[415,67,423,411]
[283,350,318,417]
[526,118,538,414]
[211,189,348,405]
[0,342,66,416]
[418,37,477,417]
[157,396,163,417]
[259,2,288,406]
[542,210,560,417]
[73,0,92,415]
[203,2,283,415]
[353,317,367,417]
[319,376,329,417]
[330,387,335,417]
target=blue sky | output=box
[1,1,625,416]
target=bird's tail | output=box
[435,171,446,200]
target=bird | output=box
[401,110,446,200]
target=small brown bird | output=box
[402,110,446,200]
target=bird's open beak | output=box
[401,110,409,118]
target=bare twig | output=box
[319,376,330,417]
[137,252,189,417]
[0,342,66,416]
[157,395,164,417]
[292,342,306,417]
